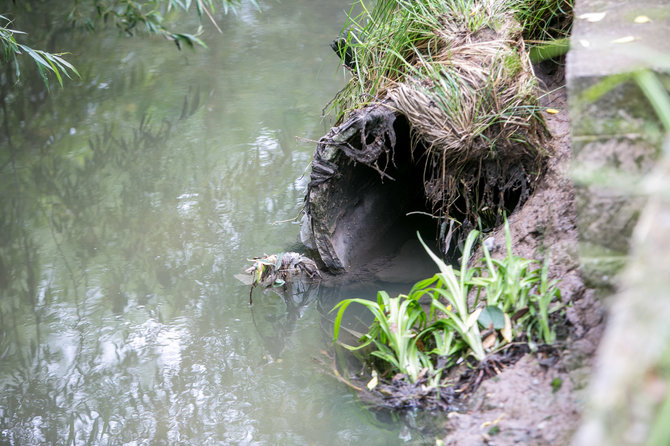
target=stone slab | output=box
[567,0,668,284]
[572,141,670,446]
[568,0,670,79]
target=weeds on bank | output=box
[513,0,573,42]
[328,0,572,120]
[332,223,562,389]
[328,0,540,120]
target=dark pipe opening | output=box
[340,115,441,282]
[306,107,534,279]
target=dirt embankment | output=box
[425,62,603,445]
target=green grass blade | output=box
[635,70,670,132]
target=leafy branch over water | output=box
[65,0,252,48]
[0,14,79,87]
[1,0,251,86]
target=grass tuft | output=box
[512,0,574,43]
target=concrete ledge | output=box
[573,142,670,446]
[567,0,669,285]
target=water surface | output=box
[0,1,433,444]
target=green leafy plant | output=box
[0,15,79,87]
[332,290,432,383]
[476,223,538,314]
[418,230,487,362]
[528,256,561,344]
[474,220,562,345]
[332,225,563,390]
[332,230,486,384]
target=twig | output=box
[197,0,223,34]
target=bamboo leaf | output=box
[17,44,54,72]
[43,54,64,86]
[51,54,80,77]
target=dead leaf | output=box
[634,15,651,24]
[483,332,497,350]
[367,370,378,390]
[612,36,638,44]
[545,108,560,114]
[480,414,505,429]
[577,12,607,22]
[502,314,513,342]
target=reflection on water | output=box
[0,1,440,445]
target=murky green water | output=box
[0,2,437,444]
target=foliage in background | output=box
[65,0,252,48]
[1,0,250,86]
[596,66,670,446]
[648,347,670,446]
[572,66,670,194]
[332,224,563,388]
[580,64,670,134]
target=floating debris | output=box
[238,252,321,304]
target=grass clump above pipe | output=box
[328,0,551,245]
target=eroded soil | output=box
[439,64,606,445]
